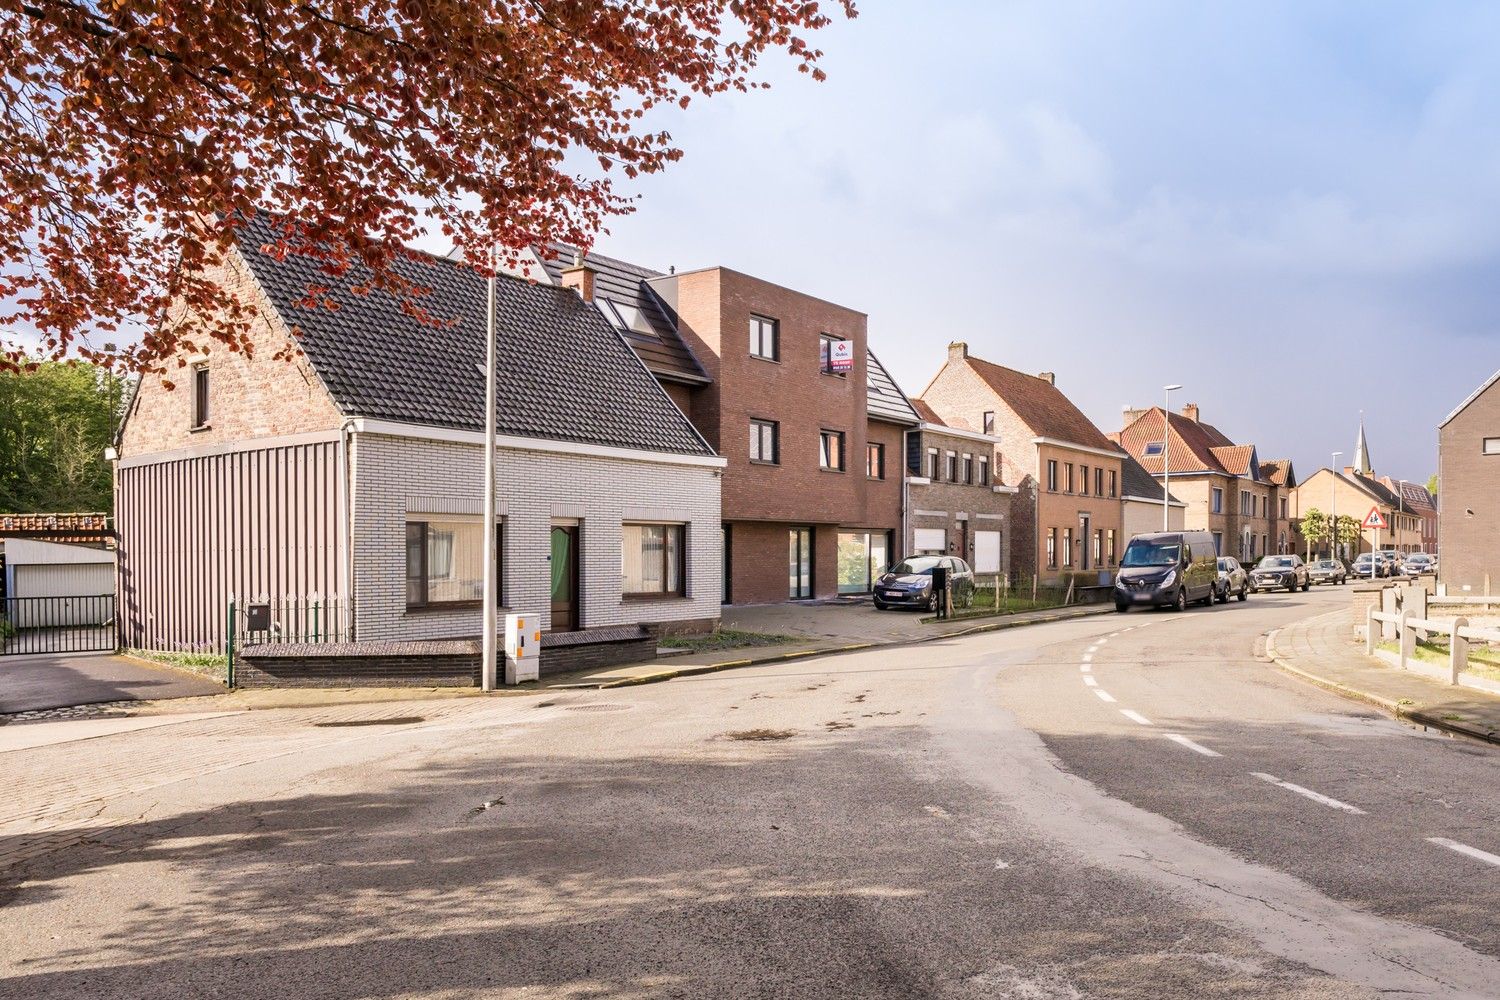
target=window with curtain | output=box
[406,518,501,607]
[623,523,684,596]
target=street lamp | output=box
[1162,384,1182,531]
[1330,451,1341,562]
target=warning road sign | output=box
[1362,506,1388,530]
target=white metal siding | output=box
[914,528,947,553]
[974,531,1002,574]
[15,563,114,599]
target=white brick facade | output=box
[351,432,723,639]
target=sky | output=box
[582,1,1500,487]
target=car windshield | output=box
[1316,561,1338,569]
[1354,555,1374,563]
[1406,554,1430,562]
[891,557,942,576]
[1258,557,1295,569]
[1122,540,1180,567]
[1217,559,1233,570]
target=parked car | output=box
[1113,530,1219,613]
[1378,550,1406,577]
[1352,553,1386,579]
[1403,552,1435,576]
[874,556,974,612]
[1249,554,1309,593]
[1215,557,1249,603]
[1307,559,1347,586]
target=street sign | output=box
[1362,507,1388,530]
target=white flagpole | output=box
[481,255,499,691]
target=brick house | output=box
[917,344,1123,584]
[1438,369,1500,592]
[1289,469,1423,559]
[115,214,724,674]
[903,400,1017,576]
[1118,404,1296,561]
[1119,450,1185,540]
[1378,477,1438,555]
[520,247,919,603]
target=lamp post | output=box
[480,261,499,691]
[1330,451,1341,562]
[1162,384,1182,531]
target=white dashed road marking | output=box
[1252,772,1365,815]
[1080,663,1092,673]
[1083,676,1098,687]
[1164,734,1221,757]
[1119,709,1153,726]
[1427,837,1500,868]
[1093,688,1117,704]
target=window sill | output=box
[188,423,212,434]
[750,355,781,365]
[749,459,780,467]
[623,592,689,602]
[405,601,507,615]
[820,467,846,474]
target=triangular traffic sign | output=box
[1362,506,1388,530]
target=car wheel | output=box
[1115,601,1129,614]
[1237,585,1248,602]
[1214,585,1226,604]
[873,601,886,611]
[1301,578,1310,592]
[1175,589,1188,613]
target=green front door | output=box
[550,525,579,631]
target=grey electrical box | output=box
[246,603,272,632]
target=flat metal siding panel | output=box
[15,563,114,599]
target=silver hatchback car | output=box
[1215,557,1249,603]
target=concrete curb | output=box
[1264,626,1500,747]
[581,604,1116,690]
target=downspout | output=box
[901,429,912,560]
[340,417,356,639]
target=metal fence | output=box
[1,595,117,656]
[225,595,351,687]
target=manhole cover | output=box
[315,716,426,728]
[565,703,632,713]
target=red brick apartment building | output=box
[1439,368,1500,592]
[917,344,1123,584]
[525,248,919,604]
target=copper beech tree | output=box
[1,0,855,376]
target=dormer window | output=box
[191,365,210,429]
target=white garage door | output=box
[914,528,947,553]
[15,563,114,599]
[974,531,1002,574]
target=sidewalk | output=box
[1267,609,1500,746]
[544,601,1115,688]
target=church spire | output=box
[1353,416,1372,476]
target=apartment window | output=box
[866,442,885,480]
[820,429,846,471]
[1107,528,1116,566]
[1046,528,1057,569]
[750,419,779,464]
[1065,464,1075,494]
[946,450,958,481]
[1095,468,1104,497]
[1212,488,1224,514]
[1280,497,1288,519]
[1260,496,1267,519]
[818,334,848,376]
[1108,470,1117,498]
[1062,527,1074,567]
[1212,532,1223,555]
[622,523,684,597]
[1240,490,1252,516]
[1047,460,1059,492]
[1092,530,1102,567]
[983,411,996,435]
[927,447,940,480]
[978,457,990,487]
[191,365,210,428]
[1079,465,1089,496]
[961,453,973,485]
[1484,437,1500,455]
[406,519,501,608]
[750,314,779,361]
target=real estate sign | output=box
[830,339,854,373]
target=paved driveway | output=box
[0,652,224,715]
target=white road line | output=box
[1081,653,1093,662]
[1164,733,1221,757]
[1093,688,1117,703]
[1083,676,1098,687]
[1428,837,1500,868]
[1097,638,1109,645]
[1119,709,1153,726]
[1251,772,1365,815]
[1079,663,1092,673]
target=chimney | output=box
[1343,466,1356,477]
[1038,372,1056,386]
[947,341,969,362]
[560,251,596,303]
[1181,402,1200,423]
[1121,406,1150,427]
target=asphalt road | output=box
[2,586,1497,999]
[0,651,224,714]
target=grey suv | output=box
[1249,555,1309,593]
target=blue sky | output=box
[589,1,1500,486]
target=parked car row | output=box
[873,555,975,612]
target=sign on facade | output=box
[830,339,854,373]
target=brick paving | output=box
[1269,609,1500,744]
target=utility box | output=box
[504,612,541,685]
